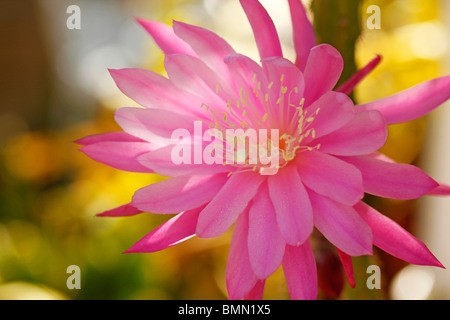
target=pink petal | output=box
[288,0,316,70]
[296,150,363,206]
[336,248,355,288]
[115,107,194,144]
[308,190,373,256]
[357,75,450,125]
[336,55,382,95]
[108,68,206,118]
[172,20,235,85]
[341,155,438,200]
[137,145,233,177]
[303,44,344,105]
[124,208,201,253]
[282,240,317,300]
[226,209,258,300]
[196,171,265,238]
[164,54,234,106]
[355,202,444,268]
[78,132,155,173]
[244,280,266,300]
[268,164,313,246]
[132,174,228,214]
[239,0,283,59]
[136,19,196,56]
[248,183,286,279]
[97,203,142,217]
[314,110,387,156]
[302,91,355,143]
[428,184,450,196]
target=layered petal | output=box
[124,207,201,253]
[282,240,317,300]
[314,110,387,156]
[288,0,316,70]
[357,75,450,125]
[248,183,285,279]
[226,209,258,300]
[240,0,283,59]
[336,55,382,95]
[336,249,356,288]
[78,131,155,173]
[173,20,235,85]
[136,19,196,56]
[196,171,265,238]
[268,164,313,246]
[428,184,450,196]
[296,150,363,205]
[309,190,373,256]
[355,202,444,268]
[132,174,228,214]
[303,44,344,105]
[342,155,438,199]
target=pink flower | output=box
[77,0,450,299]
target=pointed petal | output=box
[132,174,228,214]
[78,132,155,173]
[108,68,206,117]
[125,208,201,253]
[309,190,373,256]
[248,183,286,279]
[268,165,313,246]
[239,0,283,59]
[196,171,265,238]
[314,110,387,156]
[336,248,356,288]
[288,0,316,70]
[341,155,438,200]
[226,209,258,300]
[428,184,450,196]
[136,19,196,56]
[172,20,235,84]
[97,203,142,217]
[357,75,450,125]
[244,280,266,300]
[296,151,363,205]
[336,55,382,95]
[303,44,344,105]
[282,240,317,300]
[355,202,444,268]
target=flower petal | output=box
[341,155,438,200]
[309,190,373,256]
[172,20,235,84]
[268,164,313,246]
[314,110,387,156]
[336,55,382,95]
[239,0,283,59]
[357,75,450,125]
[428,184,450,196]
[244,280,266,300]
[196,171,265,238]
[288,0,316,70]
[355,202,444,268]
[78,132,155,173]
[336,248,355,288]
[248,183,286,279]
[132,174,228,214]
[108,68,206,118]
[97,203,142,217]
[303,44,344,105]
[296,150,363,205]
[136,18,196,56]
[282,240,317,300]
[124,208,201,253]
[226,209,258,300]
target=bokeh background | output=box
[0,0,449,300]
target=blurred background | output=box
[0,0,449,300]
